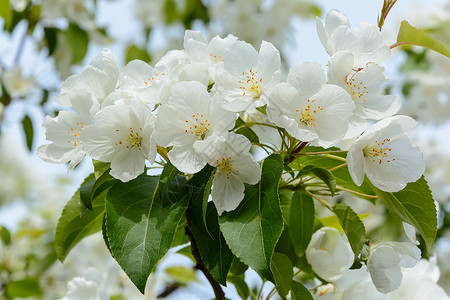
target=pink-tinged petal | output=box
[211,172,245,216]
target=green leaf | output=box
[235,127,259,144]
[290,280,313,300]
[21,114,33,151]
[319,213,370,234]
[288,192,314,256]
[229,257,248,276]
[188,202,234,285]
[80,177,95,210]
[165,266,197,284]
[0,225,11,246]
[0,0,12,29]
[292,147,376,203]
[298,165,336,196]
[333,203,366,258]
[397,20,450,58]
[219,154,284,282]
[371,176,437,252]
[64,23,89,63]
[125,44,151,63]
[5,277,43,298]
[44,26,58,56]
[177,245,195,262]
[187,165,234,285]
[93,160,110,179]
[105,168,190,293]
[228,275,250,300]
[270,252,293,299]
[55,173,105,261]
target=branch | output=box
[185,218,226,300]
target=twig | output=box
[328,163,347,172]
[185,217,226,300]
[157,283,181,298]
[336,186,379,199]
[305,190,334,213]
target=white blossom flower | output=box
[55,48,120,107]
[267,62,354,148]
[347,115,425,192]
[215,40,281,112]
[367,241,421,293]
[37,90,99,171]
[59,268,110,300]
[306,227,354,282]
[183,30,238,82]
[193,132,261,215]
[1,65,36,98]
[328,52,401,121]
[154,81,236,173]
[80,101,157,182]
[316,9,390,67]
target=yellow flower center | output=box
[363,138,395,164]
[115,127,143,150]
[214,157,238,179]
[67,122,84,147]
[346,72,369,108]
[238,69,262,99]
[185,113,211,140]
[144,72,166,87]
[210,52,223,64]
[296,98,323,127]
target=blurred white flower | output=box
[306,227,354,282]
[347,116,425,192]
[1,65,36,98]
[367,241,421,293]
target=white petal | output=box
[110,148,146,182]
[169,135,206,174]
[287,62,326,98]
[211,172,245,215]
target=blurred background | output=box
[0,0,449,299]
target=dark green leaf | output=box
[397,20,450,57]
[80,177,95,210]
[105,168,190,293]
[187,165,233,285]
[219,154,284,282]
[229,257,248,276]
[292,147,376,203]
[333,203,366,258]
[188,202,234,285]
[55,173,105,261]
[44,27,58,56]
[125,45,151,63]
[5,278,43,298]
[228,275,250,300]
[372,176,437,252]
[298,165,336,196]
[289,193,314,256]
[291,280,313,300]
[0,0,12,29]
[0,225,11,245]
[270,252,293,299]
[93,160,110,179]
[235,127,259,144]
[64,23,89,63]
[21,114,33,151]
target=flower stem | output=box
[306,190,334,213]
[336,186,379,199]
[185,217,225,300]
[328,162,347,172]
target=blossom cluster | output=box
[38,9,425,216]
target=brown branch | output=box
[157,283,181,298]
[185,218,226,300]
